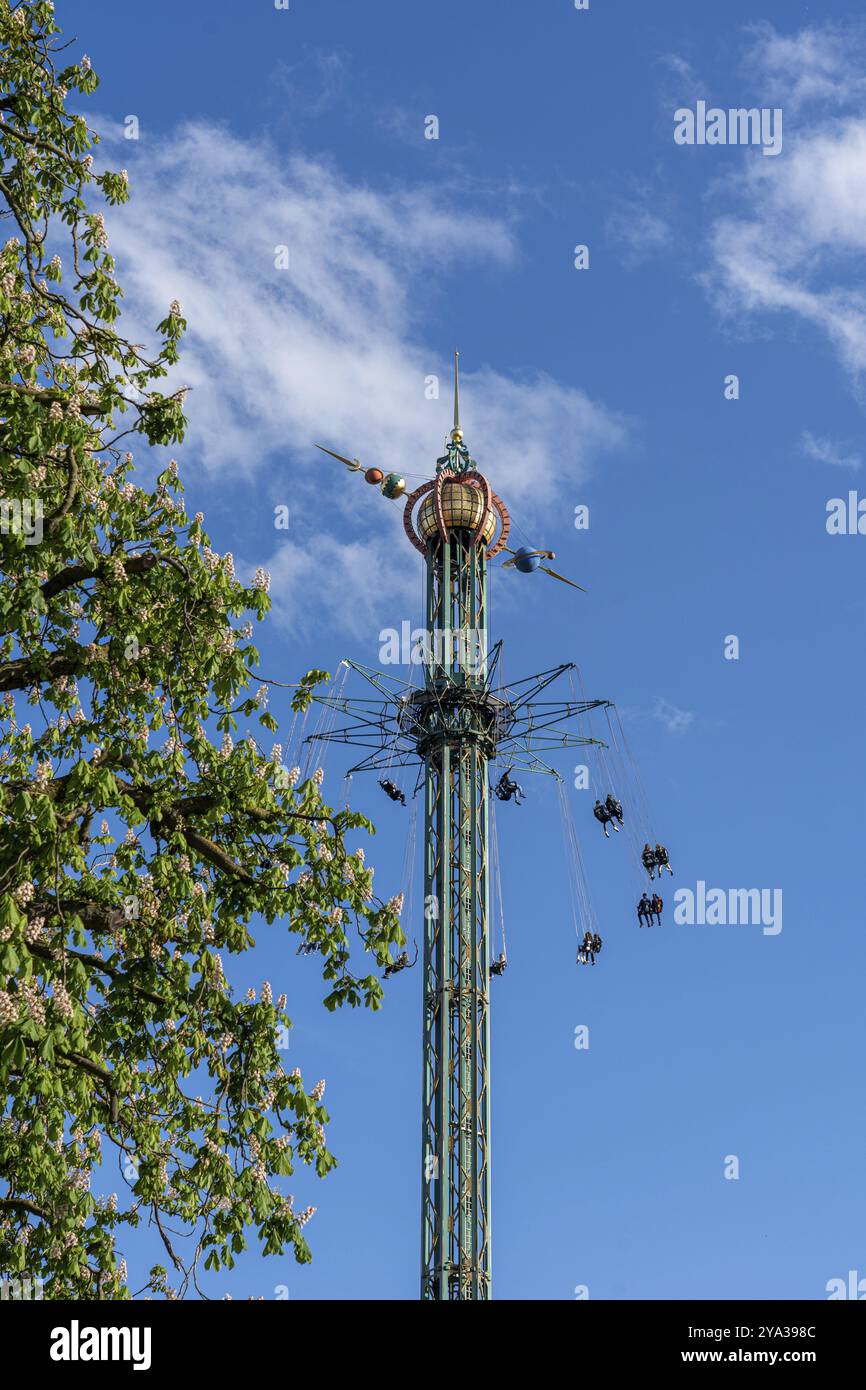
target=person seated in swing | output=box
[379,778,406,806]
[384,950,411,978]
[638,892,652,927]
[651,893,663,925]
[642,843,657,878]
[490,952,507,977]
[654,843,673,876]
[605,793,624,826]
[296,940,317,957]
[593,799,618,837]
[495,768,524,805]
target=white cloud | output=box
[651,697,695,735]
[658,52,707,106]
[102,122,628,632]
[702,26,866,387]
[259,529,418,645]
[742,22,866,112]
[270,49,349,118]
[606,198,673,269]
[801,430,861,470]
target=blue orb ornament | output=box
[514,546,542,574]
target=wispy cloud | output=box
[657,51,707,107]
[742,21,866,113]
[701,24,866,389]
[801,430,861,470]
[651,697,695,735]
[270,48,350,119]
[606,197,673,270]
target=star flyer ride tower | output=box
[310,355,609,1300]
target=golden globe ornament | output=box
[417,477,496,544]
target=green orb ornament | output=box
[381,472,406,499]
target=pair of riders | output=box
[642,843,673,879]
[578,931,603,966]
[387,947,508,978]
[637,892,663,927]
[593,793,623,837]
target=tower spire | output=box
[451,348,462,442]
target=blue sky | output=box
[64,0,866,1298]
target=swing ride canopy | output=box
[308,654,610,779]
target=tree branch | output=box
[40,549,158,599]
[27,940,165,1009]
[0,381,104,415]
[0,645,90,692]
[0,1197,49,1221]
[44,445,79,533]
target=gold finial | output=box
[450,348,463,443]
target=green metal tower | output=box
[414,364,499,1300]
[311,355,608,1299]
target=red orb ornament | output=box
[365,468,384,485]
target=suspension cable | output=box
[490,795,507,962]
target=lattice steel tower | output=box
[311,355,607,1299]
